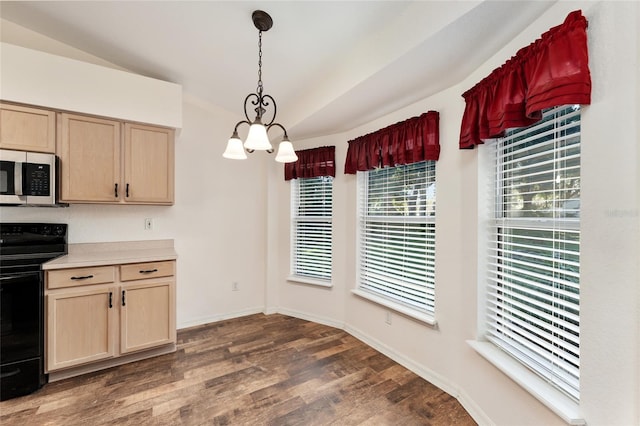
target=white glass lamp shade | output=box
[275,140,298,163]
[222,136,247,160]
[244,123,272,151]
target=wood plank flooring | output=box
[0,313,476,425]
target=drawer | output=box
[120,261,175,282]
[47,266,116,289]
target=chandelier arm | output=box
[232,120,251,135]
[266,122,289,138]
[261,94,277,126]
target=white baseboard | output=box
[274,307,345,330]
[177,306,265,330]
[345,323,456,396]
[456,388,496,426]
[344,323,492,426]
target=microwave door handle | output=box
[14,162,23,196]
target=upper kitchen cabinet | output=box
[58,113,121,203]
[0,103,56,153]
[58,113,175,205]
[123,123,174,204]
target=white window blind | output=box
[488,105,581,401]
[357,161,436,314]
[291,176,333,281]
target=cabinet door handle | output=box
[115,183,119,198]
[109,291,113,308]
[122,290,126,306]
[126,183,130,198]
[139,269,158,274]
[70,275,94,280]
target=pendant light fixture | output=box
[223,10,298,163]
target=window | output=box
[487,105,581,400]
[290,176,333,283]
[357,161,436,316]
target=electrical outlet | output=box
[144,218,153,230]
[232,281,239,291]
[385,311,392,325]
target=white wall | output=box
[267,2,639,425]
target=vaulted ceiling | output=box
[0,1,555,140]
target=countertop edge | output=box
[43,240,177,270]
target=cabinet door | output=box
[0,103,56,153]
[58,113,121,202]
[120,279,176,354]
[123,123,174,204]
[46,286,117,371]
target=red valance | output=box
[344,110,440,174]
[459,10,591,149]
[284,146,335,181]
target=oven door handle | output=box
[0,367,21,379]
[0,272,41,283]
[14,162,23,196]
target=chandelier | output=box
[223,10,298,163]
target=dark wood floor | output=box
[0,313,476,425]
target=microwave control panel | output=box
[23,163,50,196]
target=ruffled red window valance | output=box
[344,110,440,174]
[459,10,591,149]
[284,146,335,181]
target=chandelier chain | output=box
[257,31,263,96]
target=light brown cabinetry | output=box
[119,262,176,354]
[57,113,174,204]
[45,261,176,374]
[0,103,56,153]
[123,123,174,204]
[46,285,117,371]
[58,113,121,202]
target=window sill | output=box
[467,340,584,425]
[287,276,333,288]
[351,288,437,326]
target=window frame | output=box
[471,105,583,424]
[289,175,333,287]
[354,161,437,325]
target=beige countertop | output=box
[43,239,177,270]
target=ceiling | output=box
[0,1,555,140]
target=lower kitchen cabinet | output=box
[46,286,117,371]
[120,279,175,354]
[45,260,176,375]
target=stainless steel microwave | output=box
[0,149,57,206]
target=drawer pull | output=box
[70,275,94,280]
[139,269,158,274]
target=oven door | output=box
[0,272,43,364]
[0,150,26,205]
